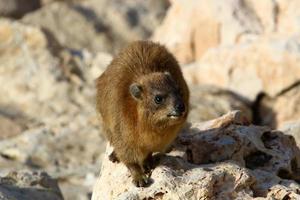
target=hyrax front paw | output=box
[133,174,150,187]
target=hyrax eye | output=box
[154,95,163,104]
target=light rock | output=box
[247,0,277,33]
[92,111,300,199]
[153,0,263,64]
[276,0,300,35]
[78,0,170,53]
[183,35,300,101]
[153,0,300,64]
[0,19,100,128]
[0,170,63,200]
[0,19,62,120]
[259,84,300,128]
[0,126,105,200]
[0,115,23,140]
[22,0,169,54]
[279,120,300,149]
[0,19,108,200]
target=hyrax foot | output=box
[143,153,162,174]
[108,151,119,163]
[143,154,155,174]
[133,174,150,187]
[127,163,151,187]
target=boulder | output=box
[0,19,108,200]
[183,35,300,101]
[78,0,170,53]
[152,0,263,64]
[0,170,63,200]
[22,0,170,54]
[92,111,300,199]
[0,125,105,200]
[153,0,300,64]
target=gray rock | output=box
[22,0,169,54]
[79,0,170,53]
[0,0,41,18]
[0,170,63,200]
[189,85,252,123]
[21,2,113,53]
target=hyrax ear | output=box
[129,83,143,100]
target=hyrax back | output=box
[96,41,189,187]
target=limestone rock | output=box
[92,111,300,199]
[183,35,300,101]
[0,19,101,128]
[21,2,113,53]
[258,84,300,128]
[78,0,170,53]
[188,85,252,123]
[280,120,300,149]
[0,19,107,200]
[247,0,277,33]
[0,170,63,200]
[153,0,263,64]
[0,115,23,140]
[0,126,105,200]
[0,18,62,121]
[22,0,169,54]
[153,0,300,64]
[276,0,300,35]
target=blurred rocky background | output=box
[0,0,300,199]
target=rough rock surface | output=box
[280,120,300,149]
[188,85,252,123]
[276,0,300,35]
[153,0,300,64]
[21,2,113,53]
[153,0,263,64]
[92,111,300,200]
[258,84,300,128]
[183,35,300,101]
[22,0,169,54]
[0,19,108,200]
[0,170,63,200]
[2,1,300,199]
[153,0,300,128]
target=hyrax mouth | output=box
[167,111,184,119]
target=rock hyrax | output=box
[96,41,189,187]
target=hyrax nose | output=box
[175,102,185,113]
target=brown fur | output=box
[96,41,189,187]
